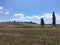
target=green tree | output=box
[41,18,44,27]
[52,11,56,26]
[14,20,16,23]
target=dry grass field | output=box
[0,23,60,45]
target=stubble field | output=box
[0,27,60,45]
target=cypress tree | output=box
[14,20,16,23]
[52,11,56,26]
[41,18,44,27]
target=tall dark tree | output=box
[14,20,16,23]
[41,18,44,27]
[52,11,56,26]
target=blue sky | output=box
[0,0,60,24]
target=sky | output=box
[0,0,60,24]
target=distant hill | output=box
[0,22,40,28]
[0,22,60,28]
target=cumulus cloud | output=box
[32,15,40,19]
[12,13,60,24]
[13,13,41,22]
[55,14,60,20]
[13,13,52,20]
[14,13,24,17]
[0,6,3,14]
[25,16,33,19]
[41,13,52,19]
[41,13,60,24]
[5,11,10,15]
[42,13,60,21]
[0,6,3,10]
[0,6,10,15]
[13,13,25,21]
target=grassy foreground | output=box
[0,27,60,45]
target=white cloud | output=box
[25,16,33,19]
[14,13,25,21]
[5,11,10,15]
[41,13,52,19]
[41,13,60,21]
[55,14,60,20]
[14,13,24,17]
[32,15,40,19]
[12,13,60,24]
[40,13,60,24]
[0,6,3,14]
[0,6,3,10]
[0,6,10,15]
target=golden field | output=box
[0,22,60,45]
